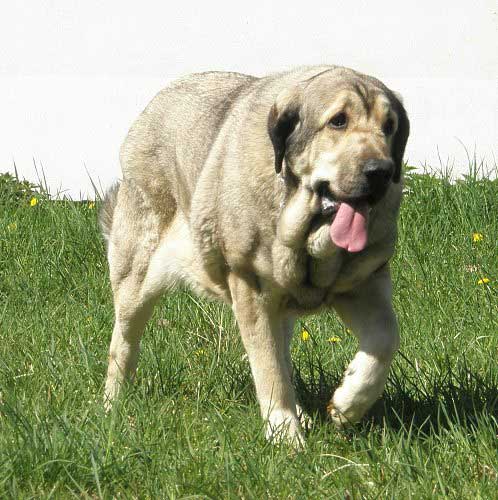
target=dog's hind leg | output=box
[104,286,156,407]
[281,315,310,426]
[101,180,176,408]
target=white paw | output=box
[328,352,389,427]
[265,409,305,447]
[103,385,118,413]
[328,400,364,428]
[103,396,113,413]
[328,382,381,427]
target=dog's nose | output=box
[312,180,332,198]
[363,159,394,188]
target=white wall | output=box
[1,1,496,198]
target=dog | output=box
[100,65,409,445]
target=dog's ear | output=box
[267,87,302,174]
[391,93,410,183]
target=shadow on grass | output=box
[293,353,498,436]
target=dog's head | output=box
[268,67,409,252]
[268,67,410,198]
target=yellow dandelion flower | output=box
[327,336,342,343]
[472,232,484,242]
[194,348,205,357]
[300,328,310,341]
[30,197,38,207]
[477,277,490,285]
[88,202,95,209]
[7,222,17,231]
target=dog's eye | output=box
[383,118,395,136]
[329,112,347,129]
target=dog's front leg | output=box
[329,265,399,426]
[228,273,304,446]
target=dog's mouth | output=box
[319,194,340,216]
[318,186,370,253]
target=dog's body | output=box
[101,66,409,444]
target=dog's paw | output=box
[265,409,305,448]
[327,389,367,428]
[103,397,113,413]
[103,382,118,412]
[327,402,356,428]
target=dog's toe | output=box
[265,410,305,448]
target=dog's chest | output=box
[307,250,386,291]
[307,253,343,288]
[273,241,392,311]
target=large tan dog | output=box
[100,65,409,445]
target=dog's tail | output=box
[99,182,121,247]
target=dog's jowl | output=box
[100,66,409,445]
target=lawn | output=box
[0,169,496,498]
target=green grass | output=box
[0,169,497,498]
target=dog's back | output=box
[119,72,257,218]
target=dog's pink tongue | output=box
[330,202,369,253]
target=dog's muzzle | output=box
[363,159,394,203]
